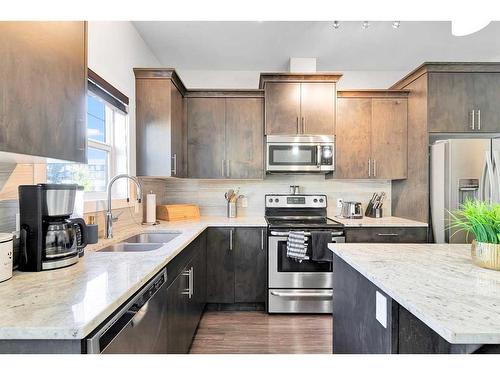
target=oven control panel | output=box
[265,194,327,208]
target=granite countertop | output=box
[0,216,266,340]
[333,216,428,227]
[329,243,500,344]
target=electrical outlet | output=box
[336,198,343,208]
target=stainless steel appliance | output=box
[18,184,87,271]
[265,194,344,313]
[431,138,500,243]
[339,201,363,219]
[266,135,335,173]
[86,269,168,353]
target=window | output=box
[47,70,129,201]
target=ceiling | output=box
[133,21,500,72]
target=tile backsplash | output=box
[141,175,392,218]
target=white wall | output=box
[87,21,161,175]
[176,69,407,90]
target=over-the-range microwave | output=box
[266,135,335,173]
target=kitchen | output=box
[1,2,500,372]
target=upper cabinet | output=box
[134,69,187,177]
[260,73,341,136]
[335,91,408,180]
[428,72,500,133]
[0,22,87,163]
[187,92,264,179]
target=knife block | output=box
[366,207,383,218]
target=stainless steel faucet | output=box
[105,174,143,239]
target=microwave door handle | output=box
[317,145,321,168]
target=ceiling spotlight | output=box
[362,21,370,29]
[332,21,340,29]
[392,21,401,29]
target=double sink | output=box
[98,231,182,253]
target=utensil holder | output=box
[227,202,237,218]
[366,208,383,218]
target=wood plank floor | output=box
[189,311,332,354]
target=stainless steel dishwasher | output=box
[86,269,168,354]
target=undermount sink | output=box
[123,231,182,244]
[98,243,164,253]
[97,231,182,253]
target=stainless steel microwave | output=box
[266,135,335,173]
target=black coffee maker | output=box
[18,184,87,272]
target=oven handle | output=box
[270,290,333,299]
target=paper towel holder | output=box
[142,190,160,226]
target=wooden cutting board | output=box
[156,204,200,221]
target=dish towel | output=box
[287,231,308,262]
[311,231,333,262]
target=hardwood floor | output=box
[189,311,332,354]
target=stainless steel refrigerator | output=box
[431,138,500,243]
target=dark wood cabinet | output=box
[207,227,267,304]
[134,69,187,177]
[225,98,264,179]
[335,93,408,180]
[344,227,428,243]
[234,227,267,303]
[206,227,234,303]
[187,94,264,179]
[428,72,500,133]
[0,21,87,162]
[264,82,335,135]
[166,232,207,354]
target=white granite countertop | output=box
[329,243,500,344]
[0,216,266,340]
[333,216,428,227]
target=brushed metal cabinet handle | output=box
[221,159,225,177]
[377,233,399,236]
[477,109,481,130]
[229,229,233,251]
[302,117,305,134]
[471,110,475,130]
[226,159,230,178]
[261,229,265,251]
[296,116,300,134]
[368,159,371,177]
[171,153,177,175]
[373,159,377,177]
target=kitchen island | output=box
[329,243,500,354]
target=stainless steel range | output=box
[265,194,344,314]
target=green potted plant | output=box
[450,200,500,270]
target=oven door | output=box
[266,143,321,172]
[268,235,337,289]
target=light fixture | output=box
[332,21,340,29]
[392,21,400,29]
[452,20,490,36]
[362,21,370,30]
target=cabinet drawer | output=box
[345,227,427,243]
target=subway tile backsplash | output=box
[141,175,392,218]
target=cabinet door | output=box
[166,270,190,354]
[187,98,226,178]
[300,83,335,135]
[265,82,301,135]
[234,228,267,303]
[191,233,207,321]
[428,73,475,132]
[335,98,372,178]
[206,228,235,303]
[472,73,500,133]
[171,84,187,177]
[225,98,264,179]
[345,227,428,243]
[135,79,172,176]
[371,99,408,179]
[0,22,86,162]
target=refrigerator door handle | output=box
[485,151,495,203]
[492,151,500,203]
[479,152,488,201]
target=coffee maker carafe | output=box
[18,184,87,272]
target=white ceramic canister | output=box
[0,233,13,282]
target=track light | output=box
[332,21,340,29]
[362,21,370,29]
[392,21,401,29]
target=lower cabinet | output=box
[207,227,267,304]
[344,227,428,243]
[166,232,207,354]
